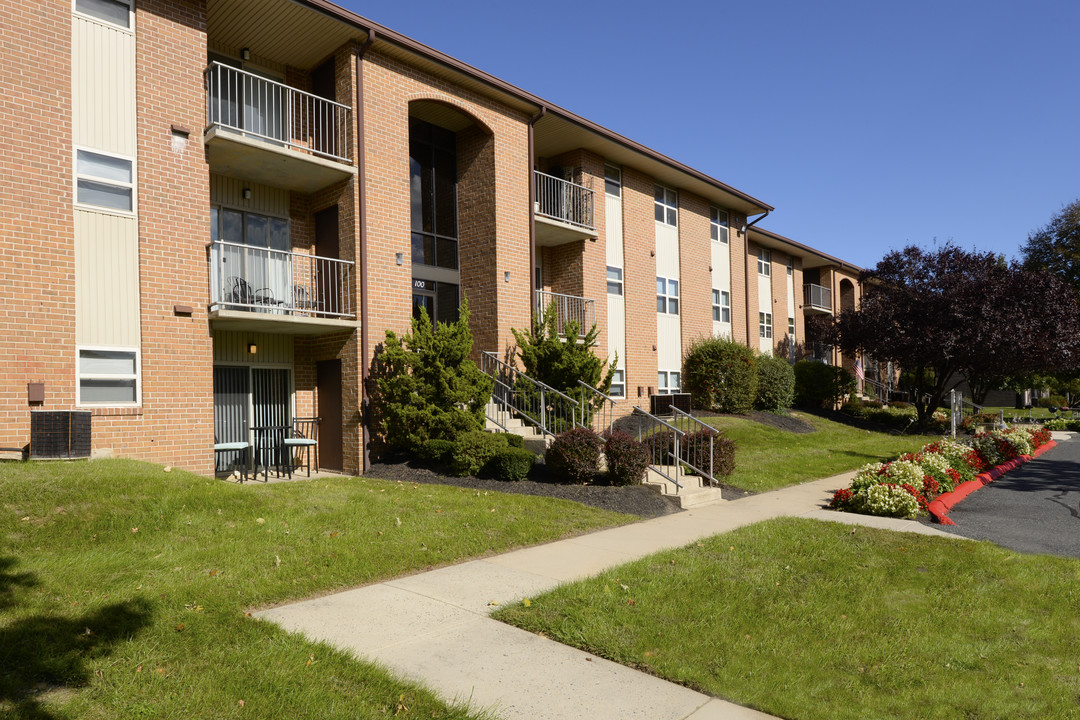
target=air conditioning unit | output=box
[30,411,92,459]
[650,393,692,415]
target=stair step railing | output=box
[481,351,579,438]
[669,406,719,486]
[576,379,617,436]
[631,406,684,492]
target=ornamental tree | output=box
[821,243,1080,428]
[1021,199,1080,292]
[369,298,493,453]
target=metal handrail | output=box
[536,290,596,336]
[670,406,718,486]
[481,351,580,438]
[803,283,833,311]
[208,240,355,319]
[632,406,684,491]
[534,170,594,230]
[577,379,617,436]
[204,61,351,162]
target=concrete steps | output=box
[643,465,726,509]
[485,402,551,456]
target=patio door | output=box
[252,368,291,467]
[213,366,249,472]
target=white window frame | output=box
[606,266,624,296]
[710,207,729,243]
[73,0,134,31]
[656,276,679,315]
[758,248,771,277]
[713,289,731,323]
[654,184,678,227]
[787,257,794,277]
[759,312,773,339]
[609,369,625,398]
[604,164,622,198]
[76,345,142,407]
[658,370,681,395]
[788,316,796,338]
[74,147,136,216]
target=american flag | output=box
[854,359,865,381]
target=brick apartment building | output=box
[1,0,862,476]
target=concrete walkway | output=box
[257,472,962,720]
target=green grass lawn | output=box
[704,412,940,492]
[495,518,1080,720]
[0,459,633,719]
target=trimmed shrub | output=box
[794,361,855,409]
[418,438,455,465]
[489,447,535,482]
[603,431,650,486]
[1038,395,1066,409]
[451,431,508,477]
[683,336,758,414]
[755,354,795,412]
[680,430,736,479]
[546,428,603,484]
[505,433,525,449]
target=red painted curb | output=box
[928,441,1054,524]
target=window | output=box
[787,258,794,277]
[788,316,796,338]
[75,149,134,212]
[712,289,730,323]
[604,164,621,197]
[759,312,773,339]
[78,347,139,406]
[710,207,729,243]
[656,276,679,314]
[606,266,623,295]
[654,184,677,226]
[657,371,681,395]
[609,369,625,398]
[758,248,771,276]
[409,118,459,270]
[75,0,132,29]
[411,277,460,326]
[210,207,289,250]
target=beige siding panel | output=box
[74,210,140,347]
[787,271,796,320]
[605,195,623,268]
[607,295,626,369]
[711,239,731,340]
[658,313,681,375]
[210,174,290,216]
[655,222,679,279]
[213,331,294,365]
[72,17,136,156]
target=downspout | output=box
[741,210,769,349]
[357,30,374,471]
[527,107,546,321]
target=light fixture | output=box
[504,271,511,283]
[395,252,403,266]
[242,188,252,200]
[241,47,251,61]
[247,343,257,354]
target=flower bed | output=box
[830,426,1053,519]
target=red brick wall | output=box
[678,191,712,357]
[0,0,74,450]
[620,167,659,400]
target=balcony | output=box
[534,171,597,247]
[208,241,358,335]
[536,290,595,337]
[803,283,833,314]
[203,62,357,193]
[802,342,834,364]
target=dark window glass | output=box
[269,218,289,252]
[436,237,458,270]
[412,293,435,322]
[409,118,458,269]
[222,210,243,244]
[433,148,456,236]
[245,214,268,248]
[409,155,425,233]
[436,282,460,325]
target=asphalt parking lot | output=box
[931,435,1080,557]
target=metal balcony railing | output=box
[804,342,834,363]
[534,171,594,230]
[204,62,351,163]
[209,241,355,320]
[536,290,595,336]
[803,283,832,311]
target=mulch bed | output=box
[365,460,684,518]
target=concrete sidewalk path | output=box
[257,472,962,720]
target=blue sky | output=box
[340,0,1079,269]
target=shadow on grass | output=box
[0,558,152,719]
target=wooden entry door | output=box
[316,359,343,471]
[314,206,339,314]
